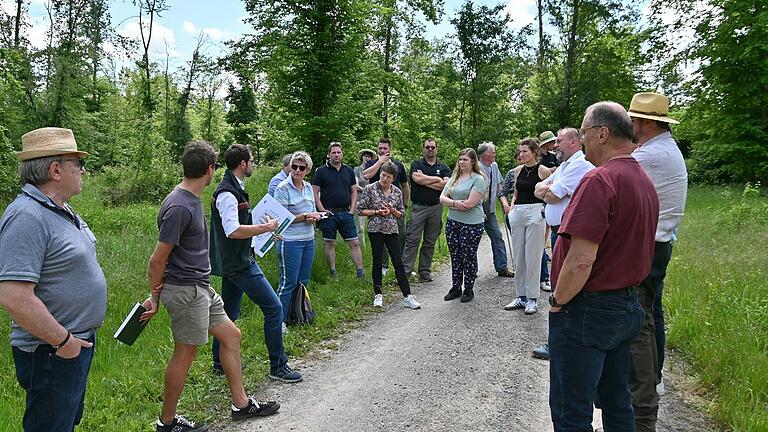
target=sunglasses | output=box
[62,158,86,169]
[292,164,307,171]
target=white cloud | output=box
[202,27,229,41]
[27,15,49,50]
[119,20,181,58]
[182,21,197,34]
[503,0,536,29]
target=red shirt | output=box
[551,157,659,292]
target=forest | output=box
[0,0,767,206]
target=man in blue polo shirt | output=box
[312,142,365,278]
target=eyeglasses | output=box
[579,125,606,136]
[62,158,86,170]
[291,164,307,172]
[424,146,436,150]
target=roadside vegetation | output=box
[666,184,768,431]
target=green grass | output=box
[665,184,768,431]
[0,167,449,430]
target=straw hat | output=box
[627,92,679,125]
[358,148,377,161]
[539,131,556,146]
[17,127,89,161]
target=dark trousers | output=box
[13,335,96,432]
[369,231,411,297]
[212,262,287,372]
[381,217,406,269]
[445,218,485,293]
[630,241,673,432]
[549,290,644,432]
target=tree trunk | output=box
[14,0,23,48]
[537,0,544,70]
[382,13,393,137]
[561,0,580,127]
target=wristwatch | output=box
[548,294,565,308]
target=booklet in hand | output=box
[113,302,149,346]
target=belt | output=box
[582,286,637,296]
[328,207,350,212]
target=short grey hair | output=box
[19,155,64,186]
[586,102,634,142]
[558,127,580,140]
[282,153,293,167]
[477,142,496,157]
[290,151,313,172]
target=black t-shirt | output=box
[540,151,559,168]
[515,164,545,205]
[364,158,408,185]
[311,163,357,209]
[409,158,452,205]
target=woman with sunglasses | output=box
[274,151,323,332]
[356,161,421,309]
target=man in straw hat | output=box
[628,92,688,432]
[0,127,107,431]
[538,130,559,169]
[548,102,655,431]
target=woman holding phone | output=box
[356,161,421,309]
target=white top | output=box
[215,176,245,237]
[543,150,594,226]
[633,131,688,243]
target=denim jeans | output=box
[276,239,315,324]
[12,335,96,432]
[484,210,508,272]
[549,289,645,432]
[212,262,287,371]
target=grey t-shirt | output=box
[0,184,108,350]
[157,187,211,286]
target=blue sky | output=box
[8,0,539,71]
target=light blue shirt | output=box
[274,177,316,241]
[268,170,288,197]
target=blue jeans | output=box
[276,239,315,324]
[650,242,673,379]
[549,289,644,432]
[484,211,508,272]
[12,335,96,432]
[212,262,287,371]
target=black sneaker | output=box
[156,415,208,432]
[418,274,434,283]
[444,289,462,301]
[231,396,280,420]
[498,269,515,277]
[460,290,474,303]
[269,364,303,383]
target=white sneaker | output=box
[656,377,665,396]
[403,295,421,309]
[281,322,289,334]
[503,297,526,310]
[382,267,389,276]
[524,299,538,315]
[373,294,383,307]
[540,281,552,292]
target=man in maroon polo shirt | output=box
[547,101,659,431]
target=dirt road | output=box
[222,238,714,432]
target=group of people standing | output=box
[0,91,686,432]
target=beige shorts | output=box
[160,282,228,345]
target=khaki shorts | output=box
[161,283,228,345]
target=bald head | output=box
[556,127,582,161]
[581,101,636,166]
[584,102,634,143]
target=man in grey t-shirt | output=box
[0,127,107,432]
[141,141,280,432]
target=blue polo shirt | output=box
[311,162,356,210]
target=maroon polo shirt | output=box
[551,157,659,292]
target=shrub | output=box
[100,156,180,206]
[0,127,19,206]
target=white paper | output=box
[250,193,296,257]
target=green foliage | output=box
[666,185,768,430]
[100,157,180,206]
[0,127,19,205]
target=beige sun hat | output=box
[357,148,377,161]
[539,131,556,146]
[17,127,89,161]
[627,92,679,125]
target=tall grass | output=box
[0,167,448,429]
[666,184,768,431]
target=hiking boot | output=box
[503,297,526,311]
[524,299,538,315]
[497,268,515,278]
[460,289,474,303]
[444,288,462,301]
[532,343,550,360]
[373,294,383,307]
[403,295,421,309]
[418,273,434,282]
[231,396,280,420]
[269,364,303,383]
[156,415,208,432]
[540,280,552,292]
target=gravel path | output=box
[220,238,715,432]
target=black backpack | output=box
[289,282,315,325]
